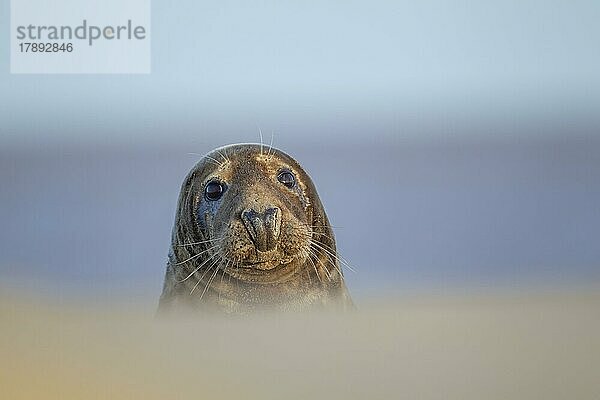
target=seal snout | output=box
[241,207,282,252]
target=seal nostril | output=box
[241,208,264,251]
[264,207,282,243]
[241,207,281,252]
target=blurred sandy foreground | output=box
[1,288,599,400]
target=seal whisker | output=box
[305,249,323,283]
[207,156,225,168]
[309,239,356,273]
[259,127,264,155]
[176,237,222,247]
[295,229,343,259]
[189,152,223,167]
[174,244,220,266]
[309,248,332,281]
[177,251,220,283]
[294,224,343,230]
[267,131,275,161]
[199,261,221,300]
[189,269,207,295]
[190,256,221,295]
[218,260,231,301]
[302,249,313,285]
[215,149,231,165]
[308,240,344,274]
[300,232,354,272]
[222,147,232,163]
[227,261,234,284]
[315,242,357,273]
[293,228,337,243]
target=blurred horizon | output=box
[2,135,599,303]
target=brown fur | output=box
[158,144,353,314]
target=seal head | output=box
[158,143,353,314]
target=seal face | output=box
[158,144,353,314]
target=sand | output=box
[1,288,599,399]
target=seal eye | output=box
[204,181,225,201]
[277,171,296,188]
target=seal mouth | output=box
[219,251,300,283]
[227,247,296,271]
[237,259,278,270]
[222,257,301,284]
[234,255,295,271]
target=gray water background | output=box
[1,134,599,301]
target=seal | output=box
[158,143,353,314]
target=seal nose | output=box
[241,207,281,252]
